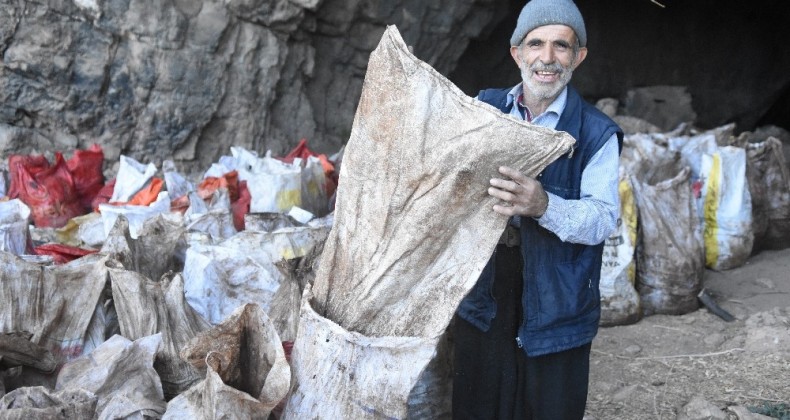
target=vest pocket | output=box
[535,257,598,328]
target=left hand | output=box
[488,166,549,217]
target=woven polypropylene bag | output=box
[283,26,575,419]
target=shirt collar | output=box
[506,84,568,120]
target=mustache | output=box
[529,62,566,73]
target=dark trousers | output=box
[452,245,591,420]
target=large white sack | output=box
[0,199,30,255]
[599,170,641,326]
[284,26,575,419]
[99,191,173,239]
[699,146,753,269]
[667,133,753,269]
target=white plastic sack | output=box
[185,189,237,242]
[699,147,753,269]
[208,146,329,216]
[245,154,302,214]
[55,334,166,420]
[284,26,575,418]
[183,225,330,340]
[99,191,172,239]
[668,133,753,269]
[599,170,641,326]
[163,160,194,201]
[110,155,157,203]
[0,199,31,255]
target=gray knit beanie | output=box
[510,0,587,47]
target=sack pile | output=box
[599,113,790,325]
[1,139,337,417]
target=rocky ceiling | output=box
[1,0,788,171]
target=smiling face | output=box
[511,24,588,108]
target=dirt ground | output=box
[585,248,790,419]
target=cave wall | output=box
[1,0,788,173]
[0,0,502,173]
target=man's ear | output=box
[573,47,588,69]
[510,46,521,66]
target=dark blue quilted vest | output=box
[457,85,623,356]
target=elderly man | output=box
[453,0,623,419]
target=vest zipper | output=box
[567,143,575,158]
[515,336,523,349]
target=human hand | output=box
[488,166,548,217]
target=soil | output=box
[586,248,790,419]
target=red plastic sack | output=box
[33,243,98,264]
[65,144,105,212]
[231,180,251,231]
[280,138,339,198]
[198,170,240,202]
[92,178,116,211]
[8,153,83,228]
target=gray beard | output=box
[519,59,574,102]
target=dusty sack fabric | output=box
[744,137,790,251]
[109,265,210,399]
[164,304,290,420]
[632,167,704,315]
[286,26,574,418]
[0,387,97,419]
[55,334,166,419]
[0,252,109,367]
[183,225,329,342]
[311,25,575,338]
[101,214,186,281]
[283,287,442,420]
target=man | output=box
[453,0,623,419]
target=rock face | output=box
[0,0,499,173]
[2,0,789,173]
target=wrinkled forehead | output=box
[523,24,578,45]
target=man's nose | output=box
[539,45,555,64]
